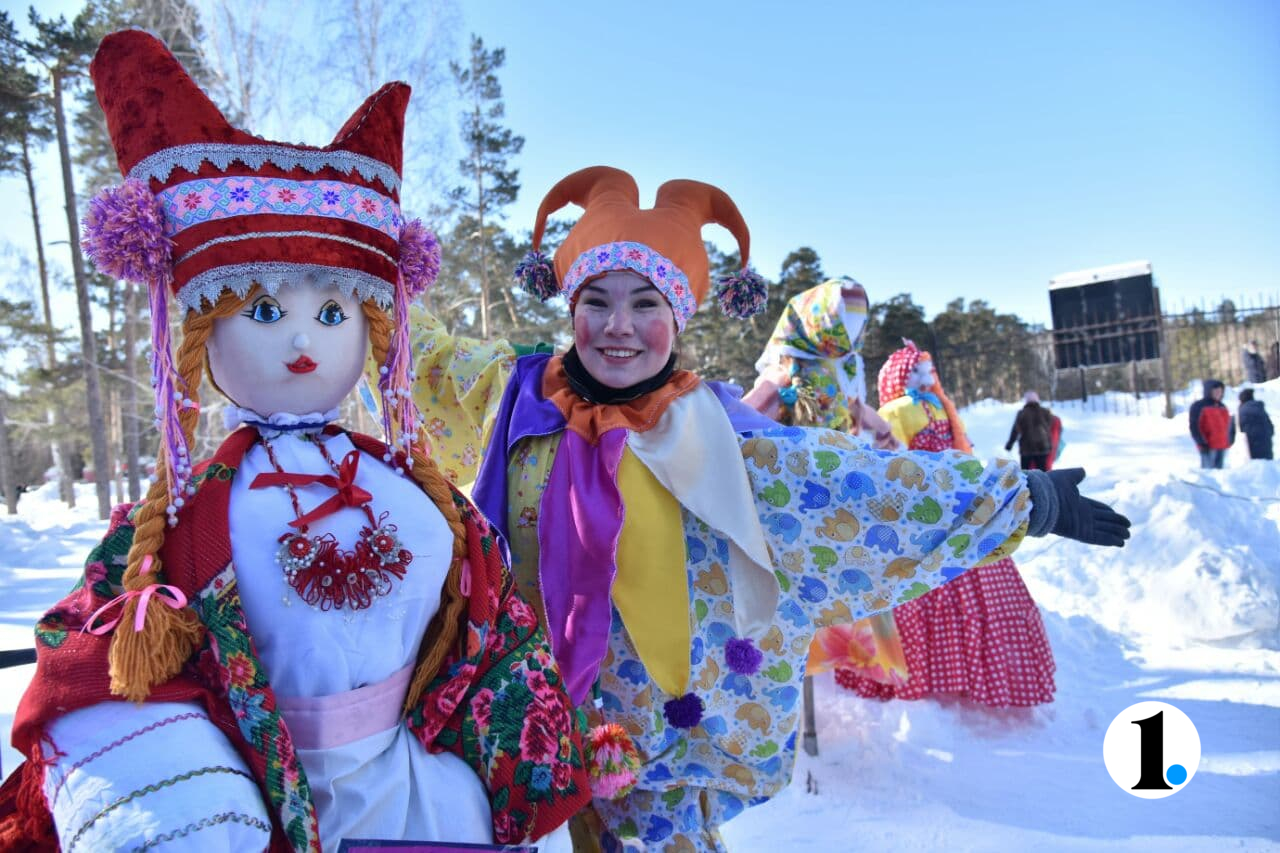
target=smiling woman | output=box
[400,165,1130,852]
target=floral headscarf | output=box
[755,278,869,431]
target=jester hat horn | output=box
[514,166,767,329]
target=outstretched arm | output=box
[373,304,517,485]
[741,426,1129,627]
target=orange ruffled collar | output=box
[541,354,701,444]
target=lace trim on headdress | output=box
[174,231,396,267]
[129,143,401,193]
[222,405,340,438]
[176,263,394,313]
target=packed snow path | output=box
[4,384,1277,851]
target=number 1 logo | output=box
[1103,701,1201,798]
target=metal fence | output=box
[884,296,1280,417]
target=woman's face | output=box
[207,283,369,416]
[573,270,676,389]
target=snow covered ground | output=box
[2,382,1277,850]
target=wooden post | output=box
[802,674,818,757]
[1154,288,1175,418]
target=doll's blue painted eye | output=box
[246,300,283,323]
[317,301,348,326]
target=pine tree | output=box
[0,298,45,513]
[0,10,80,505]
[20,8,112,518]
[862,293,932,407]
[446,34,524,339]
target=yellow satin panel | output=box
[614,447,691,698]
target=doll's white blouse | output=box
[229,430,493,848]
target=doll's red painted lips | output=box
[286,356,318,374]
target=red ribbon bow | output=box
[250,449,373,529]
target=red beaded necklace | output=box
[251,436,412,611]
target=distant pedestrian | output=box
[1238,389,1274,460]
[1242,340,1267,384]
[1188,379,1235,469]
[1006,391,1055,470]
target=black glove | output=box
[1048,468,1131,547]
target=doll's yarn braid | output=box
[109,289,243,702]
[363,302,469,713]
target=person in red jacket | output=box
[1188,379,1236,469]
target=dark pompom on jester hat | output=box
[514,165,768,329]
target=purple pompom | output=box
[398,219,441,297]
[662,692,704,729]
[514,250,559,301]
[714,267,769,319]
[81,179,172,283]
[725,637,764,675]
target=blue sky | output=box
[3,0,1277,328]
[465,1,1280,324]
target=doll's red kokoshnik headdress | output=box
[81,30,439,525]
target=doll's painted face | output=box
[573,270,676,388]
[907,359,935,391]
[207,283,369,416]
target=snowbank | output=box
[2,395,1277,849]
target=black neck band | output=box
[561,346,677,405]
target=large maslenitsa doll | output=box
[0,31,588,852]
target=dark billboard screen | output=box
[1049,273,1160,368]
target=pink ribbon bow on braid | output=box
[82,555,189,635]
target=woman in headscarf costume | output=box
[401,167,1129,851]
[0,32,588,853]
[743,279,909,689]
[833,341,1057,706]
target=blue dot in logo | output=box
[1166,764,1188,785]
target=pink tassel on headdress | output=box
[378,274,423,466]
[376,220,440,464]
[83,180,193,525]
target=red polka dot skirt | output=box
[836,557,1056,707]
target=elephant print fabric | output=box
[591,424,1029,850]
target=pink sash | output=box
[277,664,413,750]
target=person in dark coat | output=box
[1242,341,1267,384]
[1188,379,1235,469]
[1238,389,1274,460]
[1006,391,1055,470]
